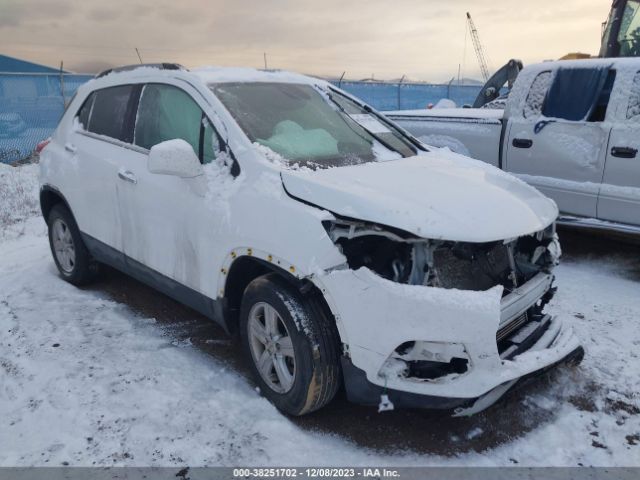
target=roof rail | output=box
[95,63,186,78]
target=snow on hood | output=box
[281,153,558,243]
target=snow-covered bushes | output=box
[0,163,40,229]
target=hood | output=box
[280,153,558,243]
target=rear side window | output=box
[86,85,136,141]
[134,84,219,163]
[627,72,640,120]
[76,93,95,129]
[524,71,552,118]
[541,67,615,122]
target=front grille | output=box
[496,311,528,342]
[433,242,511,291]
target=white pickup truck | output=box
[387,58,640,234]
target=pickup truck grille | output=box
[497,312,528,342]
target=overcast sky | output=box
[0,0,613,81]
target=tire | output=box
[47,204,99,286]
[240,273,341,415]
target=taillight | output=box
[35,138,51,155]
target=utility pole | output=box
[263,52,268,70]
[397,74,405,109]
[135,48,143,64]
[466,12,490,81]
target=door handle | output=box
[611,146,637,158]
[118,169,137,184]
[64,143,77,153]
[512,138,533,149]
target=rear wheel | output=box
[47,204,99,285]
[240,274,341,415]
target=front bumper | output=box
[314,267,583,412]
[340,322,584,415]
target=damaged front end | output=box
[323,217,560,292]
[318,218,581,414]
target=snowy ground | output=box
[0,163,639,466]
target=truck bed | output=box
[385,108,504,166]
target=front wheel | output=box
[240,274,341,415]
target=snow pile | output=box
[418,135,471,157]
[433,98,457,109]
[202,151,244,205]
[253,142,288,167]
[252,142,318,172]
[0,162,40,235]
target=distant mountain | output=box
[452,77,484,86]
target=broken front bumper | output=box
[315,267,583,414]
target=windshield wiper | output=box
[325,91,404,157]
[326,89,425,154]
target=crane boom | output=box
[466,12,490,81]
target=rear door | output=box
[597,70,640,227]
[69,85,138,251]
[504,67,615,218]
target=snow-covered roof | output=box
[524,57,640,75]
[84,64,328,95]
[191,66,326,86]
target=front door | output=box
[115,82,224,296]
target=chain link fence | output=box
[0,73,92,164]
[0,72,481,164]
[331,80,482,111]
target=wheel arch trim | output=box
[219,249,348,344]
[40,184,73,223]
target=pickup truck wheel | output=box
[240,273,341,416]
[47,204,99,286]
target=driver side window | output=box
[523,71,552,119]
[134,83,220,164]
[627,71,640,121]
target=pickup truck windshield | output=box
[211,82,416,168]
[619,0,640,56]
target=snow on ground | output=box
[0,164,639,466]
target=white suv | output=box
[39,64,583,416]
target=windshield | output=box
[211,82,417,168]
[619,0,640,56]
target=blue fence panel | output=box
[331,81,482,111]
[0,73,93,164]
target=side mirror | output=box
[148,139,203,178]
